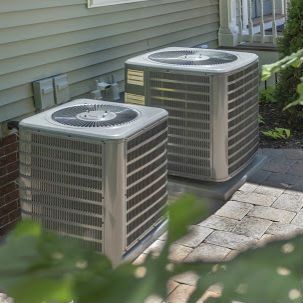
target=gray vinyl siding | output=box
[0,0,219,122]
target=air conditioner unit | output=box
[19,99,168,265]
[125,47,259,182]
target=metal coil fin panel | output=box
[19,131,104,252]
[126,120,168,249]
[227,63,259,175]
[149,71,212,179]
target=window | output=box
[88,0,148,8]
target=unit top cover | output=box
[126,47,258,73]
[20,99,168,140]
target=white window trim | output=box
[88,0,149,8]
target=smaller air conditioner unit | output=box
[19,99,168,265]
[125,47,259,182]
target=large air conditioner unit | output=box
[125,47,260,182]
[19,99,168,265]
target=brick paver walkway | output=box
[136,149,303,303]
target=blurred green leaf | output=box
[166,195,207,245]
[11,220,41,238]
[0,197,302,303]
[10,277,73,303]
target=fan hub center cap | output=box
[181,54,209,61]
[77,110,117,121]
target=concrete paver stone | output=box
[266,222,303,236]
[166,284,196,303]
[261,159,294,173]
[169,244,193,263]
[249,205,296,224]
[205,231,255,250]
[215,200,253,220]
[186,243,231,262]
[232,192,277,206]
[232,216,272,239]
[173,272,199,286]
[292,210,303,228]
[198,215,239,232]
[175,226,213,248]
[272,194,303,212]
[253,185,284,198]
[287,161,303,177]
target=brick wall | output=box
[0,133,20,236]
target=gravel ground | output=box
[259,102,303,149]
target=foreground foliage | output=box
[0,196,302,303]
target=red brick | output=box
[4,142,18,155]
[0,170,19,187]
[0,161,19,177]
[0,134,17,147]
[0,182,17,196]
[0,219,19,236]
[8,208,21,221]
[0,153,17,167]
[0,215,10,227]
[0,201,18,217]
[6,161,19,174]
[0,165,6,176]
[4,189,19,203]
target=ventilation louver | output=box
[125,47,259,182]
[19,99,168,265]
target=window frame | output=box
[88,0,149,8]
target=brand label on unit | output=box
[127,69,144,86]
[125,93,145,105]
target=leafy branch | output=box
[262,49,303,110]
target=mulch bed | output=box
[259,102,303,149]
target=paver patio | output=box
[136,148,303,302]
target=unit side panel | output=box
[103,139,127,265]
[125,118,168,250]
[227,62,259,176]
[210,74,229,181]
[19,128,104,252]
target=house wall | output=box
[0,0,219,234]
[0,0,219,124]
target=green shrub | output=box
[261,127,291,140]
[275,0,303,121]
[262,49,303,110]
[259,86,277,104]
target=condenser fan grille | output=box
[52,104,138,127]
[148,50,238,66]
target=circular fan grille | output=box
[52,104,138,127]
[148,49,238,66]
